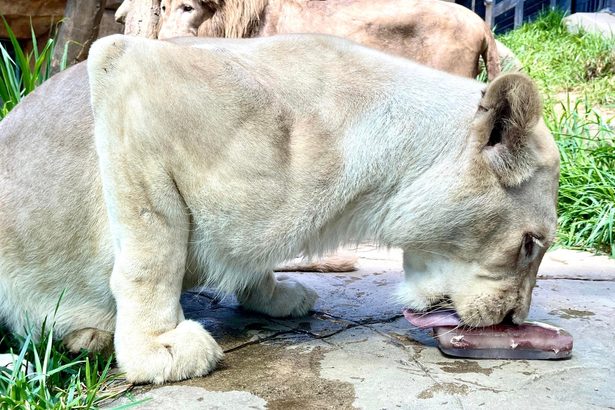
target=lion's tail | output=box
[275,255,358,273]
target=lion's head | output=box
[393,73,559,326]
[157,0,267,39]
[158,0,218,38]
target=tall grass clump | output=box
[547,99,614,256]
[0,17,66,120]
[498,10,615,108]
[0,314,133,409]
[498,11,614,256]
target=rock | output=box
[563,12,615,38]
[98,9,124,38]
[538,248,615,281]
[0,353,34,374]
[63,247,615,409]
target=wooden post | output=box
[51,0,106,72]
[115,0,161,38]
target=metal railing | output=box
[481,0,613,31]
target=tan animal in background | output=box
[0,33,558,383]
[118,0,502,80]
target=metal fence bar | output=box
[485,0,495,27]
[489,0,521,30]
[493,0,519,15]
[514,0,524,26]
[483,0,609,32]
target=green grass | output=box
[0,297,134,410]
[498,10,615,108]
[0,326,132,410]
[498,11,615,256]
[547,99,614,256]
[0,17,66,120]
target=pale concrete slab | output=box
[320,278,614,409]
[110,386,267,409]
[539,248,615,280]
[111,248,615,409]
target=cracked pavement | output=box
[109,246,615,409]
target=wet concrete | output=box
[110,246,615,409]
[182,343,356,410]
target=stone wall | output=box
[0,0,66,39]
[0,0,124,68]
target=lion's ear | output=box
[476,73,543,187]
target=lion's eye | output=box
[182,4,194,12]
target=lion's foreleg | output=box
[98,151,222,384]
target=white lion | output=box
[0,34,558,384]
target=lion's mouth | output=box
[403,297,464,328]
[403,308,517,329]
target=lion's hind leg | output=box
[63,328,114,355]
[236,271,318,318]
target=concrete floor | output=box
[108,246,615,409]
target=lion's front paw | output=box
[241,274,318,318]
[117,320,223,384]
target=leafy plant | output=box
[0,309,132,409]
[498,10,615,108]
[496,11,614,256]
[0,17,67,120]
[547,98,614,256]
